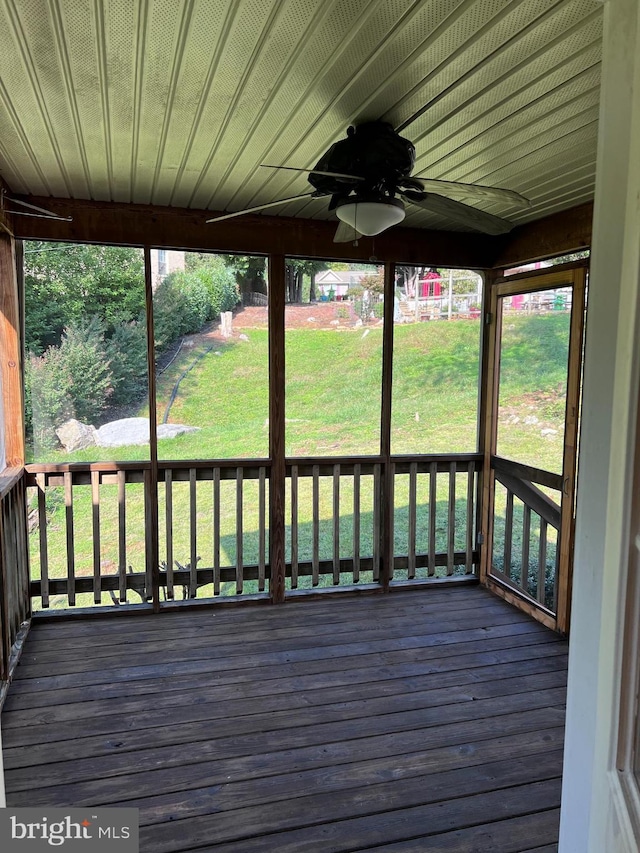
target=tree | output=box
[221,255,267,302]
[23,242,145,354]
[285,259,328,303]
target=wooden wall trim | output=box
[492,201,593,269]
[0,232,24,467]
[11,196,498,268]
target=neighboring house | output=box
[150,249,186,290]
[315,269,380,300]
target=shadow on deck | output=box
[1,586,567,852]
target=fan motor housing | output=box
[308,121,416,195]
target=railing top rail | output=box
[494,468,561,529]
[0,467,24,500]
[26,458,272,476]
[492,456,563,491]
[26,451,483,480]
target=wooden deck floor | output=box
[1,586,567,852]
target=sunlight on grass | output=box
[29,313,571,609]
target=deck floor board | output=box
[2,586,566,852]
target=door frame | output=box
[479,261,587,633]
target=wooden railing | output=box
[25,454,481,611]
[490,456,561,613]
[0,468,31,693]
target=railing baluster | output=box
[36,474,49,608]
[554,533,560,610]
[258,466,266,592]
[236,467,243,595]
[504,490,514,580]
[447,462,456,576]
[388,462,395,581]
[7,496,18,633]
[190,468,197,598]
[408,462,417,579]
[164,470,174,600]
[291,464,298,589]
[118,470,127,603]
[522,505,531,593]
[353,463,361,583]
[466,462,475,574]
[333,464,340,585]
[538,518,548,604]
[91,471,101,604]
[0,501,10,680]
[312,464,320,586]
[64,472,75,606]
[213,467,220,596]
[428,462,437,577]
[17,480,30,621]
[373,464,381,582]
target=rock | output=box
[157,424,201,440]
[307,316,316,322]
[56,419,98,452]
[96,418,150,447]
[524,415,540,425]
[94,418,201,448]
[238,333,250,341]
[541,428,558,438]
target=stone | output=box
[157,424,201,440]
[96,418,150,447]
[56,419,98,452]
[238,333,249,341]
[94,418,201,448]
[524,415,540,425]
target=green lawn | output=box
[27,312,570,608]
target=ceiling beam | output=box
[10,196,499,268]
[491,201,593,268]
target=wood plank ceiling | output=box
[0,0,602,235]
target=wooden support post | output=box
[0,232,24,467]
[478,271,502,584]
[269,253,286,604]
[380,261,396,591]
[143,247,160,612]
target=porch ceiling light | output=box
[335,197,405,236]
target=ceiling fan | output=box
[206,121,530,241]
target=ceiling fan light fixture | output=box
[335,197,405,236]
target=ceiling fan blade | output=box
[408,178,530,209]
[402,192,514,235]
[333,220,362,243]
[261,164,365,181]
[206,192,320,223]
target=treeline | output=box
[24,244,239,451]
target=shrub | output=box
[153,271,210,351]
[56,317,114,423]
[108,315,148,406]
[26,349,74,452]
[188,261,239,319]
[26,316,114,451]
